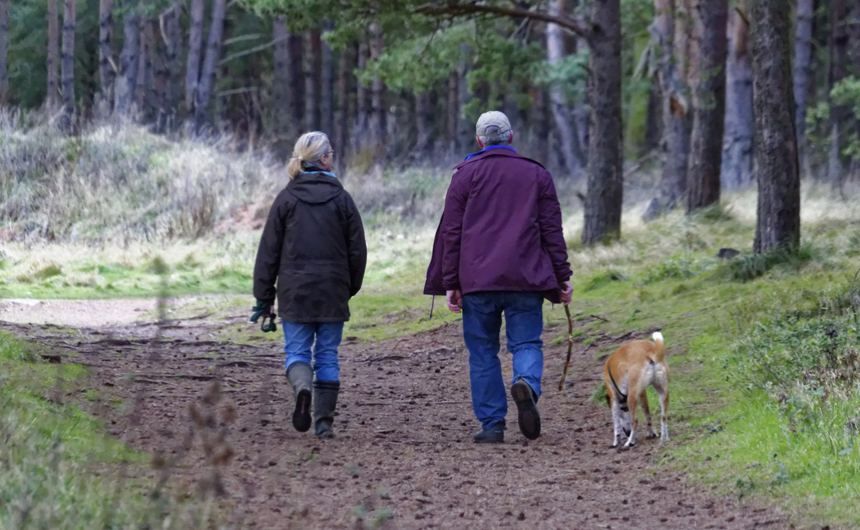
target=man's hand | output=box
[446,290,463,313]
[560,281,573,306]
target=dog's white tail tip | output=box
[652,331,664,343]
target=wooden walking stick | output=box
[558,305,574,391]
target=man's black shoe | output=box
[473,422,505,444]
[511,379,541,440]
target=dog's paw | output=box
[647,431,658,439]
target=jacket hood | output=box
[287,172,343,204]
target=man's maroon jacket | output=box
[424,148,572,304]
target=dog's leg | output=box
[623,392,639,448]
[640,392,657,439]
[658,387,670,442]
[610,398,622,448]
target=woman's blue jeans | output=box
[461,291,544,430]
[283,321,345,381]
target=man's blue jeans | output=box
[283,321,345,381]
[461,291,544,430]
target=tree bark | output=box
[370,24,387,159]
[185,0,204,111]
[114,12,140,117]
[582,0,623,245]
[751,0,800,253]
[157,0,182,132]
[645,0,692,219]
[136,18,153,116]
[547,0,585,180]
[305,29,322,131]
[456,43,474,151]
[289,31,305,133]
[334,45,351,171]
[193,0,228,130]
[415,90,434,160]
[98,0,114,110]
[321,22,334,136]
[61,0,77,130]
[47,0,60,109]
[793,0,814,172]
[828,0,850,188]
[355,41,369,148]
[686,0,727,213]
[0,0,8,104]
[272,16,291,141]
[644,75,663,153]
[447,72,458,154]
[721,3,754,190]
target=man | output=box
[425,111,573,444]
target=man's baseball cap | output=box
[476,111,511,136]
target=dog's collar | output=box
[607,365,628,407]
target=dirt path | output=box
[1,303,796,530]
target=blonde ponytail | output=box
[287,131,332,179]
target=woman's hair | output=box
[286,131,332,179]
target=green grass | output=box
[536,204,860,528]
[0,332,227,529]
[4,189,860,527]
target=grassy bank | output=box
[0,332,233,528]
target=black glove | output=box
[250,300,277,333]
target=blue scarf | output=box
[464,145,517,161]
[299,166,338,179]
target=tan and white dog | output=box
[603,331,669,449]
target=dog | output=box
[603,331,669,449]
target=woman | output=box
[253,131,367,438]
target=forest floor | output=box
[0,299,797,530]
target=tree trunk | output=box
[644,75,663,153]
[793,0,814,172]
[193,0,228,130]
[533,88,551,166]
[136,18,153,116]
[355,41,369,148]
[185,0,204,111]
[686,0,727,213]
[61,0,77,130]
[272,16,291,142]
[645,0,692,220]
[370,25,387,159]
[415,91,434,160]
[721,2,754,190]
[151,19,168,126]
[582,0,623,245]
[289,32,305,133]
[114,12,140,117]
[0,0,8,104]
[157,0,182,132]
[547,0,585,180]
[456,44,474,152]
[98,0,114,110]
[47,0,60,109]
[828,0,850,189]
[305,29,322,131]
[321,22,334,136]
[447,72,458,154]
[334,45,351,171]
[751,0,800,253]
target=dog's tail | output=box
[652,331,666,363]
